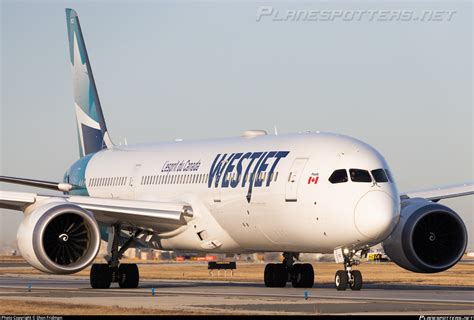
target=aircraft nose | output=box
[354,190,399,241]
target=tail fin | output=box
[65,8,113,157]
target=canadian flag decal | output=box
[308,175,319,184]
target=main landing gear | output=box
[334,248,363,291]
[90,225,142,289]
[264,252,314,288]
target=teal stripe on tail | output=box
[66,8,113,157]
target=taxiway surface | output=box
[0,274,472,315]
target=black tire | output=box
[300,263,314,288]
[90,264,112,289]
[274,264,288,288]
[118,264,139,288]
[335,270,348,291]
[291,264,303,288]
[264,263,276,287]
[349,270,363,291]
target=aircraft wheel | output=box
[292,263,314,288]
[264,263,276,287]
[118,264,139,288]
[291,264,303,288]
[335,270,348,291]
[349,270,363,291]
[90,264,112,289]
[300,263,314,288]
[274,263,288,288]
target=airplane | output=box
[0,8,472,291]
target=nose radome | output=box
[354,190,398,241]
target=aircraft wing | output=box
[400,182,474,202]
[0,190,193,232]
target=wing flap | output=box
[0,191,38,210]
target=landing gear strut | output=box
[334,249,363,291]
[90,225,142,289]
[264,252,314,288]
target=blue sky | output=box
[1,0,472,250]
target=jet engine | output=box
[17,199,100,274]
[382,198,467,273]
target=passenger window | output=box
[349,169,372,183]
[385,169,394,183]
[371,169,388,183]
[329,169,348,184]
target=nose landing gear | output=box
[264,252,315,288]
[334,249,363,291]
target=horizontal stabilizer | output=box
[0,176,74,192]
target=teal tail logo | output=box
[66,8,113,157]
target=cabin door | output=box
[285,158,308,202]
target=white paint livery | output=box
[0,8,472,290]
[82,132,399,253]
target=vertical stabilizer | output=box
[66,8,113,157]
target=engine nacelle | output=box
[17,199,100,274]
[382,198,467,273]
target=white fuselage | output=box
[79,132,400,254]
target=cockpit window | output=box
[371,169,389,183]
[385,169,394,183]
[328,169,348,184]
[349,169,372,183]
